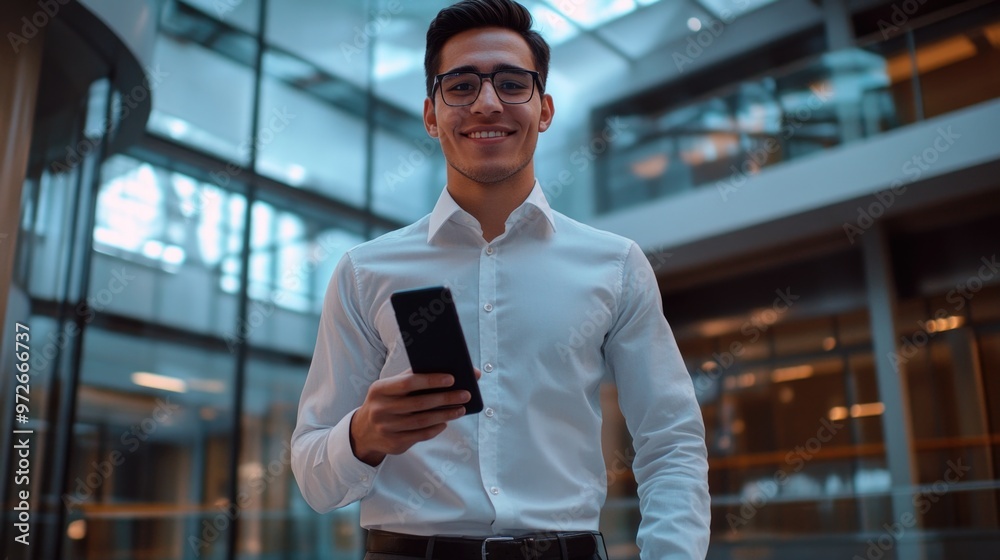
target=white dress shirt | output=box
[291,180,710,559]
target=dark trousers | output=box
[363,535,610,559]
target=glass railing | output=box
[596,7,1000,213]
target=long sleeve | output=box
[604,242,711,559]
[291,252,388,513]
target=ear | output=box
[537,92,554,133]
[424,97,438,138]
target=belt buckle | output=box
[481,536,514,559]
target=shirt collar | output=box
[427,179,557,242]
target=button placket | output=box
[478,236,501,511]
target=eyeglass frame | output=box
[431,68,543,107]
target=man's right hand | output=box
[349,368,481,466]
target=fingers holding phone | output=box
[349,368,476,466]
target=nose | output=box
[470,78,503,114]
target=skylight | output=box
[696,0,778,21]
[533,0,669,32]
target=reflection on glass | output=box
[147,34,256,163]
[371,128,441,223]
[237,356,364,558]
[676,309,893,535]
[65,328,235,559]
[264,1,370,88]
[245,200,364,355]
[92,155,246,336]
[178,0,261,34]
[256,73,367,206]
[599,11,1000,212]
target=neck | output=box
[445,164,535,242]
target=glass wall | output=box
[647,213,1000,559]
[596,2,1000,212]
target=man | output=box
[291,1,710,558]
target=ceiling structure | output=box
[365,0,780,116]
[173,0,780,118]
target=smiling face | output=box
[423,27,554,189]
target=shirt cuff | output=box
[328,407,380,493]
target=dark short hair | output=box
[424,0,550,99]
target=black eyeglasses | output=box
[432,69,541,107]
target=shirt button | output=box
[361,474,369,482]
[490,486,499,495]
[483,363,493,373]
[484,303,493,312]
[485,407,494,417]
[486,246,494,255]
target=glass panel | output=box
[598,9,1000,214]
[677,306,887,540]
[237,355,364,558]
[245,199,364,355]
[178,0,261,34]
[264,0,371,88]
[847,352,884,445]
[980,332,1000,437]
[91,155,246,337]
[64,329,235,559]
[913,18,1000,120]
[772,316,835,358]
[838,309,871,347]
[971,283,1000,324]
[25,166,83,300]
[370,0,431,114]
[147,33,256,163]
[256,70,367,206]
[371,128,441,223]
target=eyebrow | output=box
[440,63,532,75]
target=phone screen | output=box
[390,286,484,415]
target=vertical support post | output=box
[0,0,45,337]
[861,223,924,560]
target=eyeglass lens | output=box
[439,71,535,106]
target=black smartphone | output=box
[390,286,484,415]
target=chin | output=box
[455,160,530,185]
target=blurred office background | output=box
[1,0,999,558]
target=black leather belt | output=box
[367,529,601,560]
